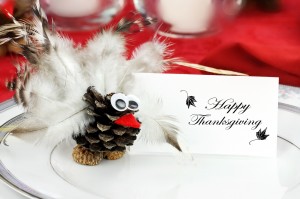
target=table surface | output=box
[0,84,299,198]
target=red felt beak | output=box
[114,113,141,129]
[0,0,15,19]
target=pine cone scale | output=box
[86,126,98,134]
[99,133,114,142]
[88,86,104,102]
[97,123,111,131]
[95,100,106,109]
[113,128,127,136]
[106,114,119,121]
[103,142,117,150]
[90,143,103,152]
[87,108,101,117]
[75,136,88,145]
[85,133,100,144]
[83,93,95,105]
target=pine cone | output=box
[73,87,141,154]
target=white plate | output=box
[0,104,300,199]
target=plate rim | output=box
[0,104,300,199]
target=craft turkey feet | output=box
[72,145,125,166]
[72,145,103,166]
[104,151,125,160]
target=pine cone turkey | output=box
[5,4,182,166]
[72,86,141,165]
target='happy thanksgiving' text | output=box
[189,97,262,130]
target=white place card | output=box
[131,74,279,157]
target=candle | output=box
[49,0,101,17]
[40,0,124,30]
[157,0,214,34]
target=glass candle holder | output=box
[40,0,125,31]
[134,0,244,37]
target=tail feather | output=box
[157,116,182,151]
[135,96,182,151]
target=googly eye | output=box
[111,93,128,111]
[127,95,140,111]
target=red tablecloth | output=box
[1,0,300,103]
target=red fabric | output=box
[0,56,16,101]
[0,0,14,18]
[1,0,300,103]
[201,1,300,86]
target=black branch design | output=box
[249,128,269,145]
[180,90,197,109]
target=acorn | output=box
[72,145,103,166]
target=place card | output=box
[131,74,278,157]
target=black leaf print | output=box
[249,128,269,145]
[181,90,197,109]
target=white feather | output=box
[13,15,181,150]
[14,34,92,146]
[120,40,168,93]
[131,93,182,151]
[83,30,127,94]
[37,110,93,147]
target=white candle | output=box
[49,0,101,17]
[158,0,214,33]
